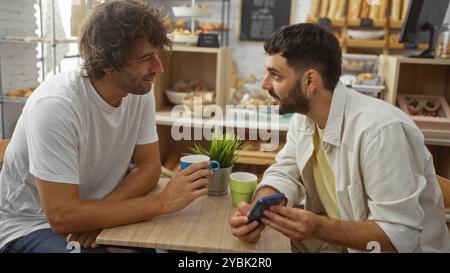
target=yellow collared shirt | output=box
[311,125,340,220]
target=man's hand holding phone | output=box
[229,187,286,243]
[247,193,286,222]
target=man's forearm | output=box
[315,216,397,252]
[104,164,160,201]
[51,193,166,235]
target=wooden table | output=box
[97,178,291,253]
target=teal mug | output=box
[180,155,220,190]
[180,155,220,171]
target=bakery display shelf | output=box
[0,36,78,44]
[346,39,386,49]
[0,96,28,104]
[423,130,450,147]
[389,20,404,29]
[171,45,221,54]
[389,43,428,50]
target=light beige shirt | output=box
[259,82,450,253]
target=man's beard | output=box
[268,81,310,115]
[114,70,155,95]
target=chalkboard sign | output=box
[240,0,293,42]
[198,33,220,48]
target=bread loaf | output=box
[401,0,410,20]
[379,0,389,19]
[319,0,329,18]
[334,0,347,20]
[348,0,362,19]
[309,0,320,19]
[369,5,380,20]
[327,0,338,19]
[360,0,370,18]
[390,0,401,21]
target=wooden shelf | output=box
[154,47,231,111]
[423,130,450,147]
[171,46,222,54]
[388,43,404,50]
[389,20,404,29]
[347,39,386,49]
[306,17,345,27]
[0,36,78,44]
[389,43,428,50]
[235,156,275,166]
[305,15,430,55]
[234,140,285,166]
[396,57,450,66]
[236,149,278,159]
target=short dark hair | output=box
[79,0,172,79]
[264,23,342,91]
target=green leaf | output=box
[188,133,243,168]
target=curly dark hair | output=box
[264,23,342,91]
[79,0,172,79]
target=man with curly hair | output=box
[0,0,211,253]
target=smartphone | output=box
[247,193,286,222]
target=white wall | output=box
[0,0,39,92]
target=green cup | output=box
[229,172,258,207]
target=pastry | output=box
[175,20,187,29]
[6,88,34,97]
[424,100,440,113]
[6,90,23,97]
[407,99,421,115]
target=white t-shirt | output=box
[0,69,158,248]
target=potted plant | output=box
[190,133,243,196]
